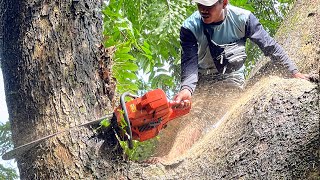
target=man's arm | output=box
[245,13,299,75]
[180,27,199,94]
[172,27,199,108]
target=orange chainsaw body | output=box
[114,89,191,142]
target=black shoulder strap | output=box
[203,27,224,58]
[203,26,226,73]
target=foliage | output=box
[119,137,159,161]
[0,121,12,156]
[102,0,195,95]
[0,164,18,180]
[0,121,18,179]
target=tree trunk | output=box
[1,0,122,179]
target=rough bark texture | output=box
[1,0,123,179]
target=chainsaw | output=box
[2,89,191,160]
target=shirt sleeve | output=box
[180,27,199,94]
[245,13,298,74]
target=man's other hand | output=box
[293,72,319,83]
[172,89,192,109]
[293,72,309,80]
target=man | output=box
[173,0,309,108]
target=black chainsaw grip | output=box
[120,92,138,149]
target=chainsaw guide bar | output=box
[2,114,113,160]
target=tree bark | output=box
[1,0,122,179]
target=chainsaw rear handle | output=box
[120,92,139,149]
[169,100,191,108]
[168,100,191,121]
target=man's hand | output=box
[293,72,309,80]
[172,89,192,109]
[293,72,319,83]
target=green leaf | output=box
[156,68,168,73]
[119,61,139,71]
[143,54,153,60]
[140,43,152,55]
[116,47,131,54]
[121,71,138,80]
[115,53,136,61]
[100,119,111,128]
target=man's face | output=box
[197,1,225,24]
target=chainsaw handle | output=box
[120,92,138,149]
[169,100,191,109]
[168,100,191,121]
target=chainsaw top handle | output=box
[120,92,139,149]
